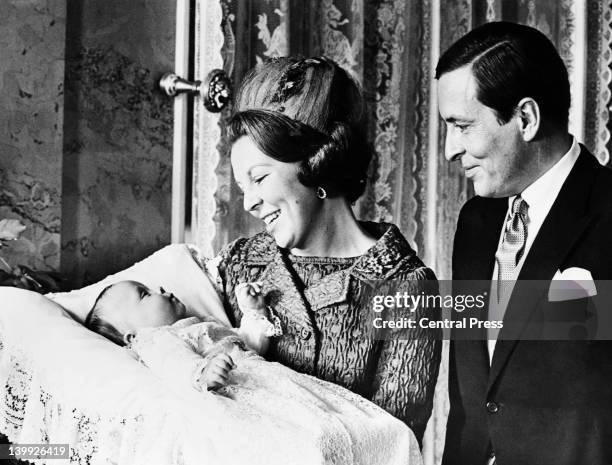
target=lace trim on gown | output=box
[0,324,424,465]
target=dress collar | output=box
[350,222,417,280]
[245,222,417,317]
[243,222,416,279]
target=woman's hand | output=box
[235,282,266,314]
[200,353,235,391]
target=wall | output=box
[61,0,175,285]
[0,0,66,271]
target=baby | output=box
[81,282,416,465]
[84,280,280,391]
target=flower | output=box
[0,219,26,244]
[0,219,64,293]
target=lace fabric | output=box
[0,334,189,465]
[0,295,423,465]
[218,358,424,465]
[129,322,423,465]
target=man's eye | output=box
[455,123,469,132]
[139,288,149,298]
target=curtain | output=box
[192,1,612,463]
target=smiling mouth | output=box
[262,210,280,227]
[464,166,479,177]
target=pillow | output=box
[0,287,223,464]
[48,244,229,326]
[0,287,165,413]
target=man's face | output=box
[437,65,529,198]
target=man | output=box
[437,22,612,465]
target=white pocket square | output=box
[548,267,597,302]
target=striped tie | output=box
[495,195,529,302]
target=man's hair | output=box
[84,284,126,346]
[435,21,570,130]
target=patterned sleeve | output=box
[369,266,441,444]
[209,238,250,326]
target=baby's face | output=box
[99,281,186,334]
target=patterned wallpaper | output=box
[60,0,175,285]
[0,0,65,272]
[1,0,176,287]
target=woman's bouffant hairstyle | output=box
[435,21,570,130]
[84,284,126,347]
[228,56,371,203]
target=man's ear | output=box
[516,97,540,142]
[123,332,135,345]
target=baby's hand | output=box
[235,282,266,314]
[201,353,235,391]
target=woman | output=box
[212,56,440,443]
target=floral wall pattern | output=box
[60,0,175,285]
[1,0,176,286]
[0,0,65,272]
[2,2,609,295]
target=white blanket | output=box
[0,244,422,465]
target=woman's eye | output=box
[253,175,267,185]
[455,123,469,132]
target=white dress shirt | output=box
[487,137,581,362]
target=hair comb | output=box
[270,57,327,109]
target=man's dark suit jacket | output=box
[443,146,612,465]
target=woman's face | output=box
[231,136,321,251]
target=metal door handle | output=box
[159,69,232,113]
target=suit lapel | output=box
[455,196,507,332]
[453,197,507,381]
[488,148,599,388]
[518,149,598,282]
[466,198,508,282]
